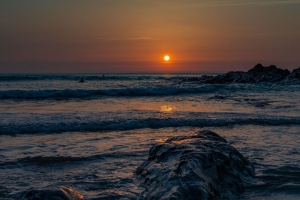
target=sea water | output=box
[0,73,300,199]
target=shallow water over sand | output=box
[0,73,300,199]
[1,126,300,199]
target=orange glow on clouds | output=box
[1,1,300,73]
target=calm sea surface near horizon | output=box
[0,73,300,199]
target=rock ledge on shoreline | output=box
[137,130,255,200]
[21,186,83,200]
[182,64,300,84]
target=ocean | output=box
[0,73,300,199]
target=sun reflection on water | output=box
[155,138,168,143]
[160,105,176,112]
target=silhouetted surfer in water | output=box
[79,78,85,83]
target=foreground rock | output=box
[21,186,83,200]
[137,130,255,200]
[181,63,297,84]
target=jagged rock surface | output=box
[204,71,255,84]
[247,63,290,82]
[137,130,255,200]
[21,186,83,200]
[283,67,300,82]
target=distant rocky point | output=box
[136,130,255,200]
[181,64,300,84]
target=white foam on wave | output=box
[1,112,300,135]
[0,85,218,100]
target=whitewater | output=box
[1,73,300,199]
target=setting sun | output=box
[164,55,170,61]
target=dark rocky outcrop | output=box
[21,186,83,200]
[137,130,255,200]
[181,63,296,84]
[204,71,255,84]
[283,67,300,82]
[247,63,290,82]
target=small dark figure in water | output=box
[79,78,85,83]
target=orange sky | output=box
[1,0,300,73]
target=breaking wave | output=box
[0,74,187,82]
[1,112,299,135]
[0,85,218,100]
[1,83,296,100]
